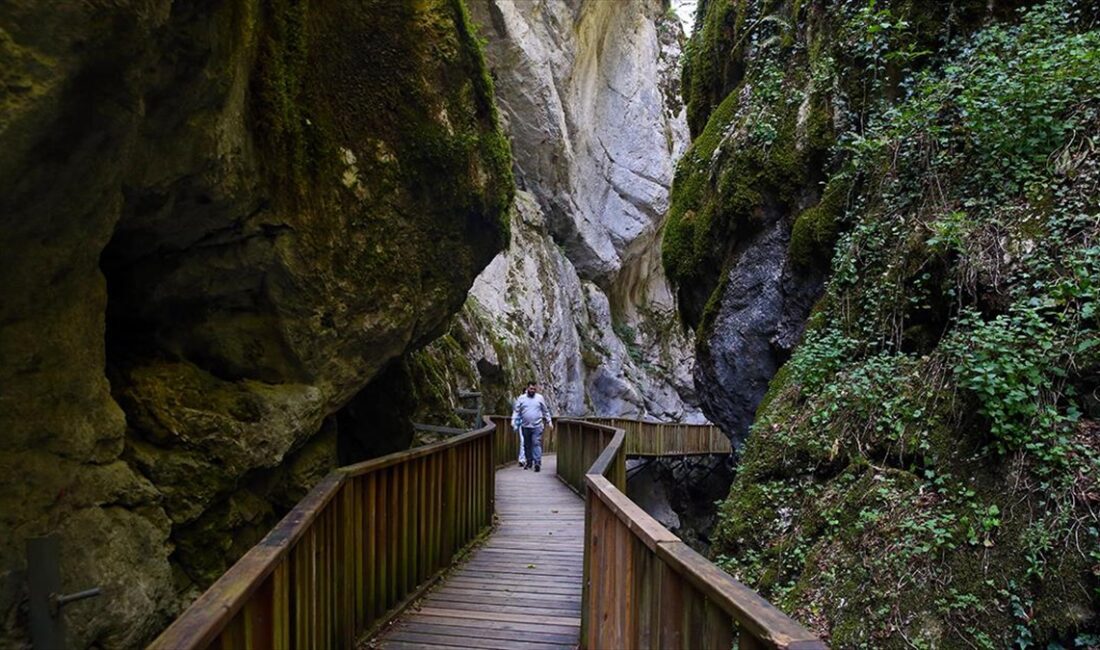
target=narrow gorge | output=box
[402,0,705,425]
[2,0,1098,648]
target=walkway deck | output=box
[374,454,584,650]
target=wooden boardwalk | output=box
[373,454,584,650]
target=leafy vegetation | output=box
[678,0,1100,645]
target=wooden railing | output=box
[152,416,817,650]
[149,422,497,649]
[584,417,731,455]
[557,418,826,650]
[554,418,623,495]
[488,415,729,466]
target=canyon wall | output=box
[667,0,1100,644]
[0,0,512,645]
[411,0,705,422]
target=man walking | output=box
[511,381,553,472]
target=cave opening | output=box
[334,359,419,466]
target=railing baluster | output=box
[402,461,413,596]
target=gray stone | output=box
[694,220,825,447]
[460,0,703,421]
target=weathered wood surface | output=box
[489,415,730,458]
[566,420,827,650]
[374,454,583,650]
[150,417,818,650]
[585,418,731,456]
[149,425,497,650]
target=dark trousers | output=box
[521,426,543,467]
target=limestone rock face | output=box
[445,0,702,420]
[0,0,511,646]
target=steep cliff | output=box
[668,0,1100,644]
[415,0,704,421]
[0,0,512,646]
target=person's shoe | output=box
[518,461,525,468]
[523,462,530,470]
[534,464,541,473]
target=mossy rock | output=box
[789,173,852,268]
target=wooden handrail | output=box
[151,415,803,649]
[557,418,827,649]
[150,420,497,649]
[486,415,730,460]
[582,417,732,455]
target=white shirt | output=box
[512,393,552,429]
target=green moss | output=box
[694,270,730,352]
[755,363,793,419]
[664,82,830,324]
[250,0,512,249]
[0,28,58,134]
[789,173,851,267]
[252,0,328,195]
[707,4,1100,643]
[449,0,514,239]
[666,115,806,287]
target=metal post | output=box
[27,536,65,649]
[27,535,101,650]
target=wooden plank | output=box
[433,452,443,573]
[635,548,659,650]
[426,591,581,610]
[433,586,581,601]
[316,508,327,649]
[657,536,683,649]
[587,492,607,649]
[306,524,317,649]
[457,560,582,572]
[418,455,428,585]
[464,557,582,568]
[375,455,582,650]
[148,472,345,649]
[242,571,273,648]
[291,539,304,648]
[398,462,409,601]
[473,546,584,555]
[585,475,678,551]
[381,641,477,650]
[392,621,578,644]
[273,563,289,650]
[218,613,244,649]
[159,418,803,650]
[407,460,417,597]
[385,629,574,650]
[366,472,379,624]
[408,600,580,618]
[413,607,581,627]
[706,596,735,650]
[442,576,581,591]
[389,466,402,607]
[395,613,579,636]
[352,477,365,633]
